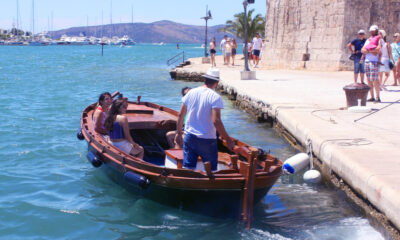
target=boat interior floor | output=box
[130,129,169,166]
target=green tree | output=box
[219,9,265,41]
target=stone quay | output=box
[170,55,400,239]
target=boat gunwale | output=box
[80,100,283,189]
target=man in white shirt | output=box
[220,35,228,65]
[252,33,263,68]
[175,68,234,171]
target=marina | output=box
[0,44,388,239]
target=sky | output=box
[0,0,266,33]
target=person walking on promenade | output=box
[224,38,232,66]
[378,30,394,89]
[390,33,400,86]
[243,40,253,61]
[174,68,234,171]
[362,25,382,102]
[209,37,217,67]
[252,33,263,68]
[231,38,237,66]
[347,30,366,83]
[220,35,228,65]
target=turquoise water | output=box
[0,45,384,239]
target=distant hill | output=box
[49,20,238,43]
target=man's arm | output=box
[212,108,234,150]
[174,104,187,147]
[347,42,354,53]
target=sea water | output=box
[0,44,384,239]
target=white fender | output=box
[303,169,322,183]
[283,153,309,174]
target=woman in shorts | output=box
[378,30,394,89]
[224,38,232,66]
[231,38,237,66]
[209,37,217,67]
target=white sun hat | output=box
[358,29,365,34]
[369,25,379,32]
[202,68,220,81]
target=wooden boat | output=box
[78,93,283,228]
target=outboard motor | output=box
[86,151,102,168]
[123,171,151,189]
[77,128,84,140]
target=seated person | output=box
[104,99,144,159]
[93,92,112,135]
[166,87,192,148]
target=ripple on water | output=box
[0,45,385,239]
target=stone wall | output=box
[262,0,400,71]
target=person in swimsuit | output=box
[104,99,144,159]
[231,38,237,66]
[93,92,112,135]
[209,37,217,67]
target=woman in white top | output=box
[224,38,232,66]
[379,30,395,88]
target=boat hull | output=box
[92,146,272,217]
[80,100,282,222]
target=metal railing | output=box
[167,51,184,66]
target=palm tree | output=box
[219,9,265,41]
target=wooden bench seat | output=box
[164,149,232,170]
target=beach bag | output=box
[349,54,356,61]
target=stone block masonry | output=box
[262,0,400,71]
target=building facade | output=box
[262,0,400,71]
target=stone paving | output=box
[175,55,400,230]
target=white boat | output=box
[120,35,135,45]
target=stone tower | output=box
[262,0,400,71]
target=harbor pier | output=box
[171,55,400,238]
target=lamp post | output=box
[241,0,256,80]
[201,6,212,63]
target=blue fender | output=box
[123,171,151,189]
[86,151,102,168]
[77,128,84,140]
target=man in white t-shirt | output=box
[252,33,263,68]
[175,68,234,171]
[220,35,228,65]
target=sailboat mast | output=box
[16,0,20,31]
[110,0,113,37]
[51,11,53,38]
[32,0,35,36]
[101,9,104,37]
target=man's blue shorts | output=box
[354,56,365,74]
[183,133,218,171]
